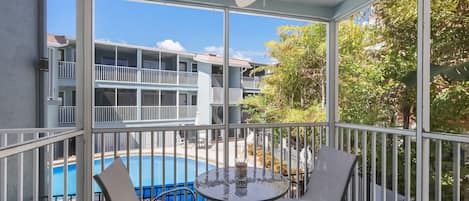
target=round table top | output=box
[194,167,290,201]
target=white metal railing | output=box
[0,128,80,201]
[178,71,198,85]
[335,123,469,201]
[95,64,137,82]
[178,105,197,119]
[141,68,177,84]
[3,122,466,200]
[94,106,138,122]
[58,106,76,125]
[90,122,327,200]
[242,76,261,89]
[57,61,76,80]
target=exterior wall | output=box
[0,1,44,200]
[196,62,212,125]
[0,0,40,129]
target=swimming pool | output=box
[53,156,216,197]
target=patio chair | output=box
[94,157,196,201]
[278,146,357,201]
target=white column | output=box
[416,0,431,200]
[176,90,180,120]
[176,54,180,84]
[137,48,142,82]
[137,89,141,121]
[75,0,94,200]
[223,8,230,167]
[137,49,142,120]
[326,21,339,148]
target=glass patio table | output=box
[194,167,290,201]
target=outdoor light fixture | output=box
[235,0,256,7]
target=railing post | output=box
[416,0,431,199]
[326,21,338,148]
[76,0,94,200]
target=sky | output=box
[47,0,309,64]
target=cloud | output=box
[232,51,252,61]
[203,46,266,62]
[157,39,185,51]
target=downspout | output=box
[38,0,48,200]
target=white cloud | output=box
[203,45,266,62]
[269,58,279,64]
[157,39,185,51]
[232,51,252,61]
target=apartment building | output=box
[47,34,265,132]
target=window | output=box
[71,90,76,106]
[143,60,158,69]
[192,63,198,72]
[161,53,177,71]
[58,49,65,61]
[160,91,176,106]
[179,61,187,72]
[95,88,115,106]
[117,89,136,106]
[117,57,129,66]
[179,93,188,105]
[101,56,115,65]
[142,90,159,106]
[191,95,197,106]
[58,91,65,106]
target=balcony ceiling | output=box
[140,0,373,21]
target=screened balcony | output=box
[0,0,465,201]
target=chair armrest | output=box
[153,187,197,201]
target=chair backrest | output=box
[93,157,139,201]
[304,147,357,201]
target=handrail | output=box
[336,122,415,136]
[0,130,83,159]
[423,132,469,143]
[229,122,327,128]
[93,124,226,133]
[0,127,75,133]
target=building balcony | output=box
[58,105,197,125]
[56,61,198,86]
[3,122,466,201]
[241,76,262,89]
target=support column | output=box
[136,49,142,120]
[75,0,94,200]
[326,21,339,148]
[223,8,230,168]
[416,0,431,200]
[136,89,141,121]
[176,54,180,84]
[176,90,180,120]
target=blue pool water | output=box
[53,156,216,196]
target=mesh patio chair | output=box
[278,146,357,201]
[94,157,196,201]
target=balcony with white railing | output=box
[95,64,138,82]
[58,105,197,125]
[3,123,468,201]
[57,61,76,80]
[58,106,76,126]
[55,61,199,86]
[242,76,262,89]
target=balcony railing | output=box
[55,61,198,86]
[1,123,468,200]
[58,106,76,125]
[241,76,261,89]
[57,61,76,80]
[95,64,138,82]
